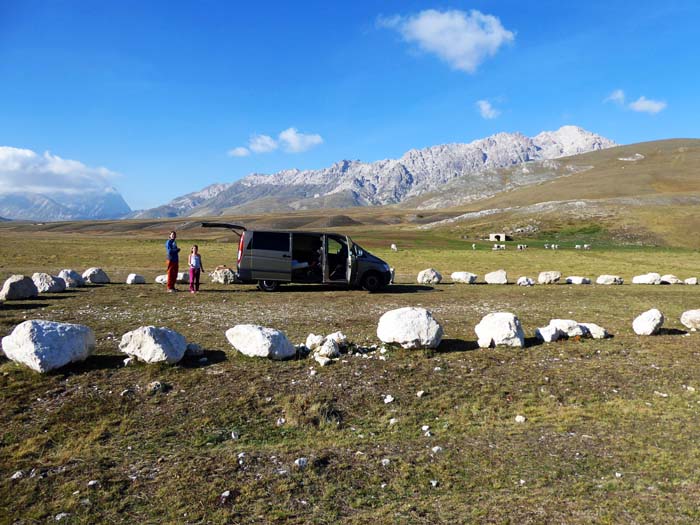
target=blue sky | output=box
[1,1,698,210]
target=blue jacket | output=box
[166,239,180,262]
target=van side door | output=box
[249,231,292,282]
[323,234,350,284]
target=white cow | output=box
[390,244,398,252]
[575,245,582,250]
[583,244,591,250]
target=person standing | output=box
[165,231,181,292]
[188,245,204,293]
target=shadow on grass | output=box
[60,354,126,373]
[524,336,545,348]
[0,302,50,311]
[436,338,480,353]
[658,328,688,336]
[180,350,228,368]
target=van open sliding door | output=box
[323,234,350,284]
[249,231,292,282]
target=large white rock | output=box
[0,275,39,300]
[538,271,561,284]
[680,310,700,331]
[632,273,661,285]
[417,269,442,284]
[660,274,683,285]
[305,333,325,350]
[516,276,535,287]
[685,277,698,285]
[176,272,190,284]
[82,267,110,284]
[633,309,664,335]
[119,326,187,364]
[485,269,508,284]
[315,338,340,358]
[32,273,66,293]
[548,319,586,338]
[596,275,623,285]
[377,307,443,349]
[1,320,95,373]
[535,324,564,343]
[475,312,525,348]
[155,274,168,284]
[579,322,609,339]
[566,276,591,285]
[225,325,296,360]
[450,272,477,284]
[58,269,85,288]
[325,331,347,346]
[126,274,146,285]
[210,268,238,284]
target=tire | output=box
[360,272,383,292]
[257,280,280,292]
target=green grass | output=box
[2,228,700,523]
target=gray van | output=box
[201,223,392,292]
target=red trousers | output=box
[166,260,179,290]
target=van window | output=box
[251,232,290,251]
[327,236,346,255]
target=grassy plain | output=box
[1,225,700,524]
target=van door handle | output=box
[282,254,291,258]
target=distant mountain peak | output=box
[133,126,616,219]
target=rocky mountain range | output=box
[133,126,615,218]
[0,187,131,222]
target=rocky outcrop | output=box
[475,312,524,348]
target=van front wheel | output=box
[257,280,280,292]
[360,272,383,292]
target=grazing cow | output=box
[583,244,591,250]
[471,243,476,250]
[575,245,582,250]
[544,243,550,249]
[390,244,398,252]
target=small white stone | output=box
[87,480,99,488]
[416,390,425,398]
[10,471,23,480]
[424,431,432,437]
[421,425,430,431]
[380,458,390,466]
[615,472,623,478]
[294,457,308,469]
[430,480,439,487]
[431,446,443,454]
[231,431,240,440]
[383,395,394,404]
[389,418,398,425]
[55,513,70,522]
[515,415,526,423]
[276,417,286,426]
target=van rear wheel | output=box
[360,272,383,292]
[257,280,280,292]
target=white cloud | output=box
[227,146,250,157]
[476,99,500,119]
[278,127,324,153]
[0,146,118,195]
[605,89,625,105]
[629,96,667,114]
[379,9,515,73]
[248,134,278,153]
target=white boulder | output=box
[126,274,146,285]
[119,326,187,364]
[633,309,664,335]
[0,275,39,300]
[538,271,561,284]
[1,320,95,373]
[566,276,591,285]
[516,276,535,287]
[316,338,340,358]
[579,323,609,339]
[660,274,683,285]
[377,307,443,349]
[225,325,296,360]
[82,267,110,284]
[32,273,66,293]
[548,319,586,338]
[632,273,661,285]
[485,269,508,284]
[535,324,565,343]
[596,275,623,285]
[475,312,525,348]
[176,272,189,284]
[450,272,477,284]
[210,268,238,284]
[305,333,325,350]
[685,277,698,285]
[58,269,85,288]
[325,331,347,346]
[417,268,442,284]
[155,274,168,284]
[680,310,700,331]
